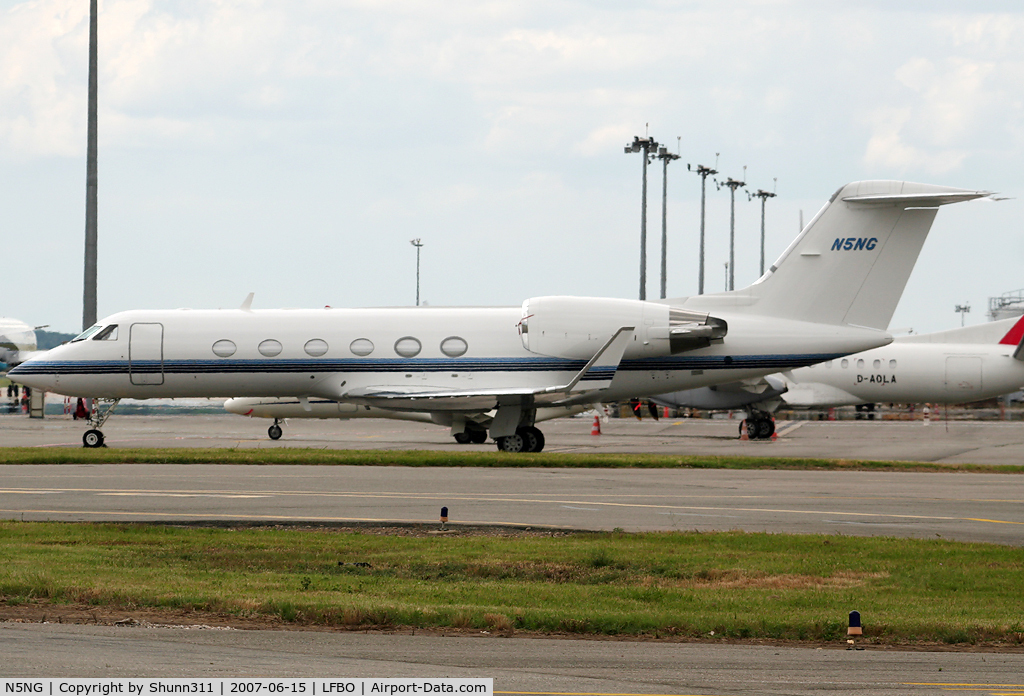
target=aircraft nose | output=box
[7,363,55,391]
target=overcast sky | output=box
[2,0,1023,334]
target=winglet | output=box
[547,326,635,394]
[240,292,255,312]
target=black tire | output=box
[453,432,472,444]
[742,420,759,440]
[517,426,545,453]
[520,426,545,452]
[268,424,283,440]
[496,434,525,453]
[757,418,775,439]
[83,429,104,448]
[469,429,487,444]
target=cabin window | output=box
[440,336,468,357]
[304,339,329,357]
[395,337,422,358]
[258,339,283,357]
[824,360,832,369]
[212,339,236,358]
[93,324,118,341]
[872,359,881,370]
[350,338,374,356]
[856,359,865,369]
[841,359,849,368]
[72,325,103,342]
[889,359,897,369]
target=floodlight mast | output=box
[718,174,746,291]
[624,135,659,300]
[410,238,424,306]
[955,303,971,327]
[687,159,718,295]
[749,181,777,277]
[655,143,680,299]
[83,0,98,331]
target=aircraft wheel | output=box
[496,434,525,453]
[83,429,104,448]
[518,426,545,453]
[516,426,541,452]
[453,432,472,444]
[757,418,775,439]
[741,420,760,440]
[469,429,487,444]
[268,424,283,440]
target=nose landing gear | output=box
[268,419,283,440]
[81,398,121,448]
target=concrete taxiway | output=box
[3,411,1024,464]
[2,623,1024,695]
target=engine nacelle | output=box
[519,296,726,360]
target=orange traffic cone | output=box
[591,415,602,436]
[739,420,749,441]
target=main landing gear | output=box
[453,426,487,445]
[495,426,545,453]
[268,419,283,440]
[81,398,121,448]
[740,411,776,440]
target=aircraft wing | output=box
[342,326,635,412]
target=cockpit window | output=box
[93,324,119,341]
[72,325,103,342]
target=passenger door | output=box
[129,323,165,386]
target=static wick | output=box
[440,506,449,531]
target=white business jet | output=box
[0,316,43,367]
[10,180,988,449]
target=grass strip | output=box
[0,447,1021,473]
[2,521,1023,645]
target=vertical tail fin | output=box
[683,181,989,329]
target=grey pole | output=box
[750,187,777,277]
[720,177,745,291]
[688,162,718,295]
[410,238,423,306]
[83,0,98,331]
[625,136,659,301]
[656,145,680,299]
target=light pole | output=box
[749,180,777,277]
[955,303,970,327]
[410,238,423,306]
[687,156,718,295]
[718,173,746,291]
[83,0,98,330]
[625,134,659,301]
[655,142,680,299]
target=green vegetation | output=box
[0,446,1022,473]
[2,521,1023,644]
